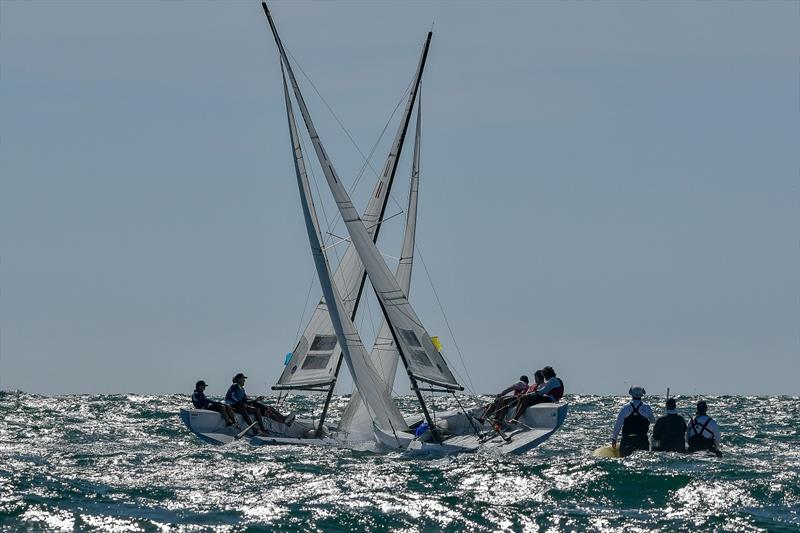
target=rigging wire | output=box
[297,118,343,264]
[292,270,317,347]
[284,45,416,240]
[285,47,387,186]
[415,242,478,396]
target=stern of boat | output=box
[522,402,568,430]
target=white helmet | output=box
[629,386,646,399]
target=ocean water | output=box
[0,392,797,532]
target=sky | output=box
[1,1,798,397]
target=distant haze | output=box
[1,1,798,396]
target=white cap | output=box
[629,386,646,399]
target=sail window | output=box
[310,335,338,352]
[398,328,423,348]
[398,329,432,367]
[410,349,433,367]
[301,354,332,370]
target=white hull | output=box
[182,402,566,454]
[180,408,321,446]
[374,402,568,456]
[250,433,380,451]
[181,409,379,450]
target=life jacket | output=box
[621,401,650,439]
[542,377,564,401]
[225,384,244,405]
[526,383,543,394]
[687,416,716,452]
[192,390,210,409]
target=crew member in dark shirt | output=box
[225,373,295,435]
[191,380,236,426]
[652,397,687,452]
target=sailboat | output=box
[263,4,568,455]
[183,3,567,454]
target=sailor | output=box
[652,397,687,453]
[192,380,237,426]
[225,373,268,434]
[528,370,546,392]
[686,400,722,457]
[508,366,564,424]
[225,373,295,435]
[479,374,529,422]
[611,386,655,457]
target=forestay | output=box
[279,60,408,433]
[339,97,423,434]
[274,30,431,392]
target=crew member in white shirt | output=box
[611,386,656,457]
[686,400,722,457]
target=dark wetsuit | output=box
[687,416,721,456]
[192,390,226,411]
[620,403,651,457]
[225,384,287,425]
[652,412,687,453]
[192,390,229,418]
[192,390,212,409]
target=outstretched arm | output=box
[497,383,518,397]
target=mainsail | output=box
[338,98,423,435]
[273,24,431,393]
[264,4,462,396]
[280,61,408,433]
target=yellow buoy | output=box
[592,445,621,458]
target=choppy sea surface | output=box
[0,392,797,532]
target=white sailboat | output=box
[183,3,568,454]
[264,4,568,455]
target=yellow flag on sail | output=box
[431,336,443,352]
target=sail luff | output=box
[398,91,421,290]
[281,61,407,433]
